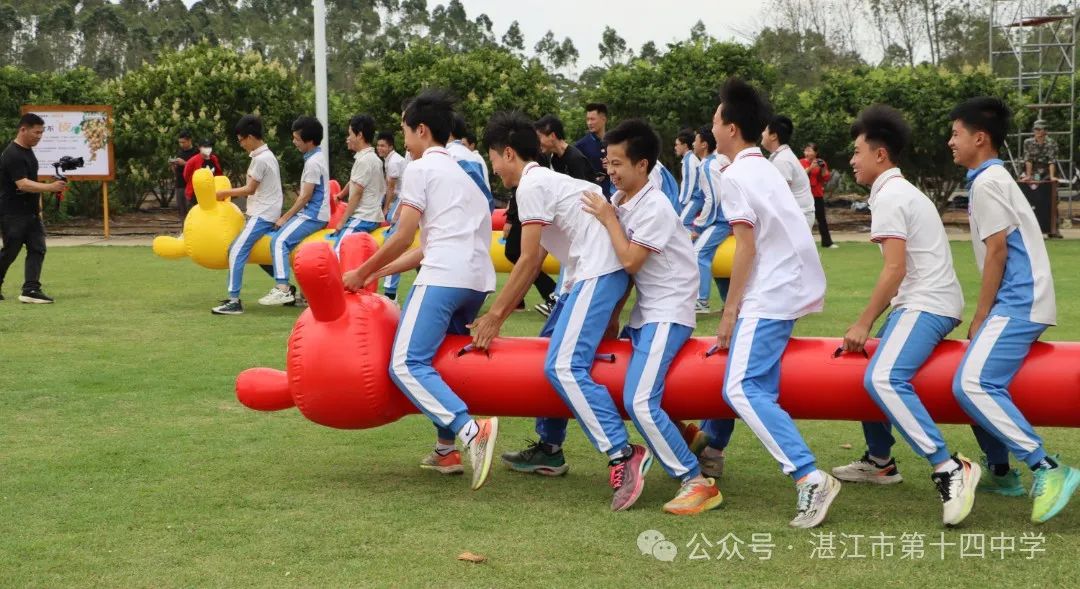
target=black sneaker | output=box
[18,290,53,304]
[211,299,244,315]
[283,285,299,307]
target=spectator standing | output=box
[575,102,612,196]
[801,142,837,248]
[171,130,199,220]
[182,139,223,203]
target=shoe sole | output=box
[831,470,903,485]
[18,296,53,304]
[1033,467,1080,524]
[695,309,710,315]
[419,464,464,475]
[471,418,499,490]
[978,485,1026,497]
[534,305,551,317]
[664,490,724,515]
[211,310,243,315]
[791,477,841,529]
[945,461,981,527]
[259,300,295,306]
[613,448,653,512]
[502,458,569,476]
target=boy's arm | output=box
[373,247,423,279]
[217,176,259,200]
[277,182,314,227]
[334,182,366,232]
[470,223,546,349]
[342,205,421,290]
[580,191,650,273]
[843,238,906,352]
[969,230,1007,338]
[716,222,756,349]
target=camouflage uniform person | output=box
[1023,119,1058,181]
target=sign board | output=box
[19,105,115,181]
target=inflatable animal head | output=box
[152,169,244,269]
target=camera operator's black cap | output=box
[199,138,214,147]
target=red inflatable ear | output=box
[294,241,347,323]
[327,180,345,228]
[338,232,380,293]
[236,368,294,411]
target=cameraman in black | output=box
[0,113,65,303]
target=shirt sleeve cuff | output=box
[870,234,907,243]
[728,218,755,228]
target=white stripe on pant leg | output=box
[273,218,306,280]
[958,315,1040,452]
[693,225,715,254]
[554,278,613,451]
[631,323,688,477]
[228,218,259,293]
[723,317,797,474]
[390,285,456,427]
[869,310,939,455]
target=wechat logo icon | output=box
[637,529,678,562]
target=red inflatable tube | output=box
[491,208,506,231]
[236,234,1080,430]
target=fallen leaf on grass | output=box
[457,551,487,563]
[839,443,853,449]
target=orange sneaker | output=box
[419,449,464,475]
[663,478,723,515]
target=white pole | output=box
[313,0,329,162]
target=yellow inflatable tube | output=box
[153,169,733,277]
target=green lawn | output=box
[2,241,1080,587]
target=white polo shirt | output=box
[868,168,964,320]
[693,153,731,227]
[720,147,825,320]
[769,145,815,225]
[384,150,406,199]
[516,163,623,284]
[969,163,1056,325]
[350,147,387,222]
[613,182,697,329]
[398,146,495,293]
[245,144,283,222]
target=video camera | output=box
[52,156,84,181]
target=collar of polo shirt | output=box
[869,167,903,205]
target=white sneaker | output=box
[790,472,841,529]
[932,454,980,527]
[831,453,903,484]
[825,244,840,249]
[258,287,295,306]
[694,300,710,314]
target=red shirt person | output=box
[182,139,223,201]
[800,143,836,248]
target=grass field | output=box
[3,241,1080,587]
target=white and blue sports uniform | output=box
[719,148,826,480]
[332,146,386,254]
[270,147,329,285]
[679,157,706,229]
[382,150,409,297]
[614,181,701,481]
[388,146,496,441]
[648,161,681,212]
[516,163,631,458]
[691,153,732,303]
[226,145,283,298]
[857,169,965,464]
[448,140,494,211]
[677,151,701,217]
[953,160,1056,469]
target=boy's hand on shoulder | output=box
[580,191,616,225]
[468,313,505,350]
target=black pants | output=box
[504,224,556,301]
[0,213,47,293]
[813,198,833,247]
[176,187,190,220]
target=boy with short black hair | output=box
[342,89,499,490]
[832,104,979,526]
[679,126,713,231]
[448,112,493,210]
[579,118,723,514]
[330,114,387,254]
[258,116,329,306]
[674,128,699,215]
[534,114,594,181]
[688,128,731,315]
[948,96,1079,524]
[375,130,407,300]
[211,115,284,315]
[712,78,838,528]
[470,110,652,511]
[762,115,815,226]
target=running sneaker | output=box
[931,454,980,526]
[1031,456,1080,524]
[500,440,569,476]
[831,452,903,484]
[663,478,723,515]
[466,417,499,490]
[211,299,244,315]
[610,444,652,512]
[419,449,464,475]
[789,472,842,529]
[258,286,295,306]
